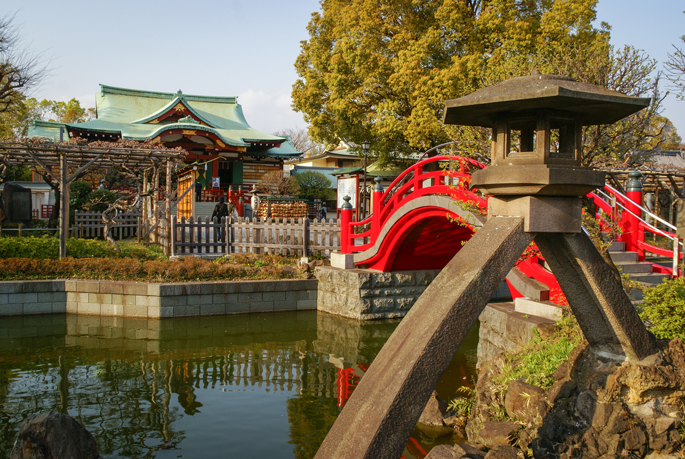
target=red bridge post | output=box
[624,171,644,259]
[340,196,353,254]
[371,177,383,240]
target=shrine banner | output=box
[337,177,357,208]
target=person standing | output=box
[321,204,327,220]
[195,180,202,202]
[212,196,229,240]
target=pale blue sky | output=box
[10,0,685,141]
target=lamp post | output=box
[361,140,371,219]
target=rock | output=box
[11,411,101,459]
[552,361,568,381]
[574,390,597,421]
[453,443,487,459]
[545,378,576,402]
[425,445,460,459]
[468,421,519,449]
[536,323,559,341]
[419,391,448,427]
[504,379,548,426]
[484,445,522,459]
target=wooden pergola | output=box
[0,139,185,258]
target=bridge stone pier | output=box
[315,74,660,459]
[316,267,512,320]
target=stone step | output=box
[609,251,639,263]
[615,261,654,274]
[628,272,669,285]
[608,241,625,252]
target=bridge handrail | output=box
[343,155,486,254]
[592,185,682,276]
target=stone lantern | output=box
[443,72,650,232]
[314,73,657,459]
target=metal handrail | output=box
[603,184,677,232]
[594,186,682,276]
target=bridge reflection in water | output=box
[0,311,478,458]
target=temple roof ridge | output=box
[99,84,238,104]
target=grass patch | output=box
[0,236,165,261]
[493,316,582,390]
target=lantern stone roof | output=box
[444,73,650,127]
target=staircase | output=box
[608,241,669,286]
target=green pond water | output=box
[0,311,479,459]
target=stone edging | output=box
[0,279,318,318]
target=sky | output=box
[9,0,685,140]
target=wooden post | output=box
[303,218,310,257]
[226,216,231,255]
[165,161,172,257]
[59,153,69,259]
[171,216,177,257]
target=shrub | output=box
[0,237,165,261]
[640,276,685,340]
[69,181,93,211]
[0,255,303,282]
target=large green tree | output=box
[293,0,671,167]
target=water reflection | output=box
[0,312,478,458]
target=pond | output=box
[0,311,479,458]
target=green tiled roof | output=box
[28,85,299,158]
[332,162,404,178]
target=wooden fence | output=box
[171,216,340,257]
[74,211,142,240]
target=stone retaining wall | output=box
[315,266,512,320]
[0,279,317,318]
[477,302,556,367]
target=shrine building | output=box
[28,85,301,197]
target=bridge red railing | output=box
[340,155,486,254]
[590,183,682,277]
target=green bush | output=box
[640,276,685,340]
[0,236,164,261]
[85,190,118,212]
[69,181,93,211]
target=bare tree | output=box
[0,12,49,113]
[273,127,328,156]
[666,35,685,101]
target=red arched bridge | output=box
[339,156,683,300]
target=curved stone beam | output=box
[505,266,550,301]
[315,217,533,459]
[353,195,486,265]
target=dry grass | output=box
[0,254,304,282]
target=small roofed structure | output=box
[444,72,651,197]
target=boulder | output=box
[504,379,548,427]
[453,443,487,458]
[11,411,101,459]
[467,420,519,449]
[425,445,461,459]
[419,391,448,427]
[484,445,522,459]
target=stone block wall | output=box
[316,266,512,320]
[477,302,555,367]
[0,279,317,318]
[0,281,67,316]
[316,267,442,320]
